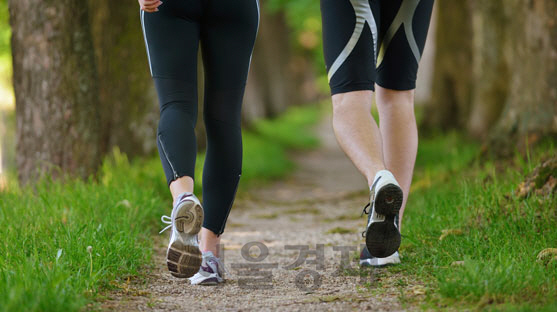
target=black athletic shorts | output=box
[321,0,434,94]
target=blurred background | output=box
[0,2,555,310]
[0,0,555,185]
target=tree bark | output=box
[89,0,158,157]
[9,0,101,184]
[423,0,556,152]
[466,0,510,139]
[489,0,557,150]
[422,0,474,131]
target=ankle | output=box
[367,168,388,188]
[199,227,221,257]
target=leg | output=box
[198,0,259,257]
[141,3,203,195]
[321,0,383,186]
[376,0,434,228]
[332,91,386,186]
[376,86,417,228]
[142,2,206,278]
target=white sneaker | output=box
[362,170,403,258]
[160,192,204,278]
[189,251,226,285]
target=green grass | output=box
[0,152,166,312]
[395,132,557,310]
[0,104,321,311]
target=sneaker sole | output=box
[359,256,401,268]
[366,184,402,258]
[167,200,203,278]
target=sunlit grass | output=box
[396,134,556,310]
[0,152,166,312]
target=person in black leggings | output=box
[139,0,259,283]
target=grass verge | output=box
[395,133,556,311]
[0,104,322,311]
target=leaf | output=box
[318,295,340,302]
[439,229,464,241]
[537,248,557,265]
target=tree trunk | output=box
[89,1,158,157]
[422,0,474,131]
[489,0,557,150]
[466,0,510,139]
[9,0,101,184]
[423,0,556,153]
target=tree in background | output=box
[88,0,158,157]
[488,0,557,149]
[9,0,102,184]
[424,0,557,152]
[243,0,322,124]
[422,0,473,131]
[5,0,321,183]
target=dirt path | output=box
[104,118,420,311]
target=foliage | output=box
[266,0,328,89]
[0,0,9,56]
[0,0,13,109]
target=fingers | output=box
[139,0,162,13]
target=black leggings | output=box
[141,0,259,235]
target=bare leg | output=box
[199,228,221,257]
[332,91,386,187]
[169,176,221,257]
[375,86,418,229]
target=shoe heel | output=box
[175,201,203,235]
[167,241,202,278]
[374,184,403,216]
[365,220,401,258]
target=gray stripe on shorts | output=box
[377,0,422,67]
[327,0,378,83]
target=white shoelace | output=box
[159,215,172,234]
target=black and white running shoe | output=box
[360,245,401,267]
[160,192,204,278]
[362,170,403,258]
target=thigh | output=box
[141,1,202,82]
[200,0,259,122]
[321,0,379,95]
[201,0,259,90]
[376,0,434,90]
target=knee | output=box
[375,87,415,112]
[332,90,373,115]
[159,102,198,130]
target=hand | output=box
[139,0,163,13]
